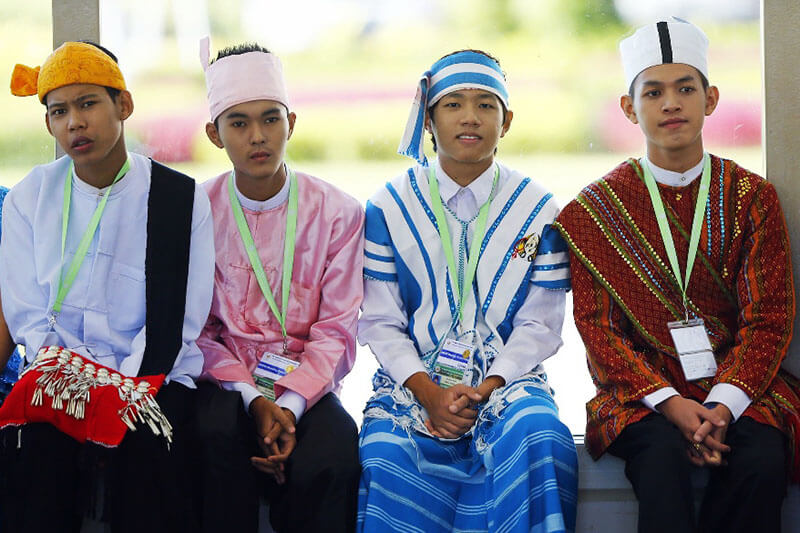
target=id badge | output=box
[667,318,717,381]
[252,351,300,401]
[431,339,473,388]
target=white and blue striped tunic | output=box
[358,161,577,532]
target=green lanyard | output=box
[228,169,298,352]
[427,165,498,327]
[642,154,711,320]
[51,158,131,320]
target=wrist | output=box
[404,371,439,407]
[713,403,732,424]
[282,407,297,426]
[249,395,270,417]
[656,394,682,416]
[479,375,505,399]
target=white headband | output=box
[200,37,290,122]
[398,51,509,166]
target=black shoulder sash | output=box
[138,160,195,377]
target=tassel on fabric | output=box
[20,346,172,445]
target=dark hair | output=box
[42,40,121,105]
[428,49,507,153]
[628,66,709,98]
[211,42,272,63]
[210,43,274,129]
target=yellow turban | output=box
[10,41,126,103]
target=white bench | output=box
[575,439,800,532]
[82,438,800,532]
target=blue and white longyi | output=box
[358,385,578,533]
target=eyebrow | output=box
[640,75,697,88]
[223,107,283,120]
[47,93,102,108]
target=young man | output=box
[556,19,800,533]
[194,39,364,533]
[357,50,578,532]
[0,41,214,531]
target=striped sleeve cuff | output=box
[531,250,571,289]
[364,239,397,281]
[531,224,570,290]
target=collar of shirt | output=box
[234,165,290,212]
[434,158,496,220]
[645,154,706,188]
[71,152,137,198]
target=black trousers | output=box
[608,413,788,533]
[0,381,199,533]
[195,383,360,533]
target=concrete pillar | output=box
[51,0,100,158]
[762,0,800,375]
[52,0,99,47]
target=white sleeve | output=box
[357,279,426,386]
[223,381,308,423]
[641,387,680,411]
[275,390,307,423]
[0,187,58,360]
[486,285,566,383]
[704,383,751,421]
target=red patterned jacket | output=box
[556,156,800,479]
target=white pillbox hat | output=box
[620,17,709,90]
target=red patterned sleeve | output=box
[715,179,794,400]
[571,251,674,404]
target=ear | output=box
[704,85,720,116]
[118,90,134,120]
[499,109,513,138]
[620,94,638,124]
[205,122,225,148]
[424,111,432,134]
[287,111,297,140]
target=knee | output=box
[733,447,787,489]
[292,449,361,492]
[295,428,360,488]
[488,406,576,471]
[196,411,237,444]
[629,437,692,481]
[195,406,249,458]
[496,403,572,446]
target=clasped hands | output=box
[407,373,505,439]
[250,395,297,484]
[657,395,732,467]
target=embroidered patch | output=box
[511,233,540,262]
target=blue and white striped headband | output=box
[398,51,509,166]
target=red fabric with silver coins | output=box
[0,346,166,447]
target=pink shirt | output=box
[199,171,365,415]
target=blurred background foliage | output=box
[0,0,761,183]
